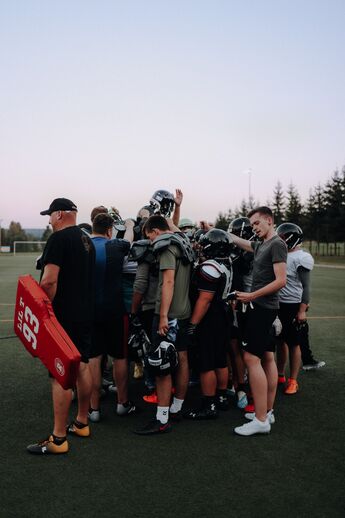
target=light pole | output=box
[243,169,253,207]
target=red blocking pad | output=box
[14,275,81,389]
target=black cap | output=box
[40,198,78,216]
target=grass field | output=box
[0,254,344,518]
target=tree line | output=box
[215,167,345,245]
[0,223,52,252]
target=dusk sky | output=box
[1,0,344,228]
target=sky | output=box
[1,0,345,228]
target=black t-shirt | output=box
[41,226,95,323]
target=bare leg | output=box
[174,351,189,400]
[262,351,278,411]
[76,362,93,424]
[230,338,246,385]
[156,375,172,406]
[277,341,288,374]
[51,379,72,436]
[243,351,267,422]
[200,371,217,396]
[89,355,102,410]
[289,345,302,380]
[113,358,128,404]
[215,367,229,390]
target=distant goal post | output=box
[13,241,47,255]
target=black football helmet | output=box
[228,217,254,240]
[145,340,179,377]
[149,190,175,217]
[277,223,303,250]
[199,229,232,259]
[128,328,151,362]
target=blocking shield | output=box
[14,275,81,389]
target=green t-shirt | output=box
[155,244,191,320]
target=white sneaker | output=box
[234,417,271,436]
[88,409,101,423]
[245,410,275,424]
[108,384,118,393]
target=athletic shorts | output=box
[90,315,129,359]
[151,315,190,352]
[278,303,301,348]
[196,309,229,372]
[241,304,277,359]
[57,321,92,364]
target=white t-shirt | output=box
[279,248,314,303]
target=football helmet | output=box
[199,229,232,259]
[146,340,179,377]
[276,222,303,250]
[149,190,175,218]
[228,217,254,240]
[128,328,151,362]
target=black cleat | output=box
[133,419,172,435]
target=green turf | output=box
[0,255,344,518]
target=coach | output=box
[27,198,95,454]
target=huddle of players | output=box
[27,189,318,453]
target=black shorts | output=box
[278,303,301,348]
[152,315,189,352]
[241,304,277,359]
[196,309,229,372]
[60,320,92,363]
[90,315,129,360]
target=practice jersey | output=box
[279,248,314,304]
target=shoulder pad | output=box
[299,251,314,271]
[128,240,154,264]
[152,232,195,265]
[200,260,223,281]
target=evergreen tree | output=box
[323,170,345,242]
[285,183,303,225]
[272,181,285,226]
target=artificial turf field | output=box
[0,254,344,518]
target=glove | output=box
[128,313,143,334]
[272,317,282,337]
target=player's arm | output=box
[236,262,286,303]
[159,269,175,335]
[228,232,253,253]
[190,291,215,325]
[124,219,135,243]
[172,189,183,226]
[297,266,311,322]
[40,264,60,301]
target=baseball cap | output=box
[40,198,78,215]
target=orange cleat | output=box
[284,378,299,395]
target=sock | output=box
[156,406,169,424]
[202,396,216,410]
[52,434,67,444]
[74,419,88,428]
[170,397,184,413]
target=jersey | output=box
[191,259,232,313]
[279,248,314,303]
[92,236,130,321]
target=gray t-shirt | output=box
[155,244,191,320]
[251,235,287,309]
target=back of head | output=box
[144,215,170,234]
[92,213,114,235]
[91,206,108,222]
